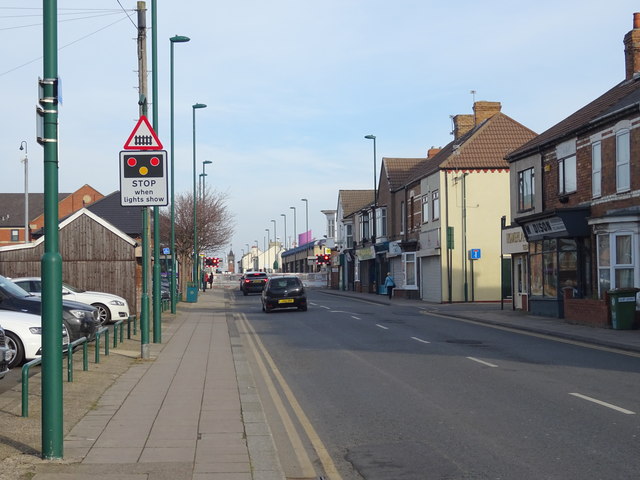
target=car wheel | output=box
[298,306,308,312]
[5,331,25,369]
[93,303,111,325]
[243,290,248,296]
[265,305,272,313]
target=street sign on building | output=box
[119,151,168,206]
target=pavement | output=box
[19,285,640,480]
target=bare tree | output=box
[158,188,234,290]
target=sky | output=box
[1,1,639,262]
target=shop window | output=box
[529,239,558,297]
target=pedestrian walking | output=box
[202,271,208,292]
[208,273,213,289]
[384,272,395,299]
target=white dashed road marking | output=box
[569,393,635,415]
[466,357,498,368]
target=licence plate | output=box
[252,280,263,283]
[278,298,294,304]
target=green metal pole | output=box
[41,0,63,459]
[151,0,161,343]
[192,106,198,286]
[170,41,177,314]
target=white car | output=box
[11,277,130,326]
[0,310,69,369]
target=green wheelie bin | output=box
[608,288,639,330]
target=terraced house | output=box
[506,13,640,324]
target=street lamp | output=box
[265,228,270,273]
[254,240,259,270]
[280,213,287,250]
[169,34,190,313]
[192,102,207,285]
[201,160,212,202]
[364,134,377,243]
[301,198,308,245]
[19,141,28,243]
[290,206,297,247]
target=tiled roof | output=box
[0,193,69,227]
[383,158,425,191]
[338,190,374,218]
[86,191,143,236]
[406,113,537,183]
[508,76,640,160]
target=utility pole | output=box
[137,1,150,358]
[151,0,161,344]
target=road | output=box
[231,288,640,480]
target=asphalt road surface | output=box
[231,288,640,480]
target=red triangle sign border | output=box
[123,115,164,150]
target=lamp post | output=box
[365,134,378,293]
[265,228,270,273]
[280,213,287,250]
[19,141,28,243]
[199,173,207,203]
[192,103,207,286]
[301,198,308,245]
[245,243,250,271]
[169,34,190,313]
[254,240,259,270]
[364,134,377,243]
[201,159,212,202]
[290,206,297,247]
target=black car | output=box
[0,275,99,343]
[240,272,269,295]
[261,276,307,312]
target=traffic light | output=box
[323,254,331,265]
[316,254,323,265]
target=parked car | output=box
[0,274,99,343]
[240,272,269,296]
[0,325,10,379]
[12,277,130,325]
[261,276,307,312]
[0,310,70,369]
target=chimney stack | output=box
[452,114,474,139]
[624,12,640,80]
[473,101,502,125]
[427,146,441,158]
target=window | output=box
[410,196,415,230]
[400,201,406,234]
[377,207,387,237]
[404,252,417,287]
[559,155,576,194]
[518,168,535,211]
[422,195,429,223]
[327,217,335,238]
[10,230,19,242]
[592,142,601,198]
[360,212,370,240]
[345,224,353,249]
[597,232,635,297]
[616,130,630,192]
[432,190,440,221]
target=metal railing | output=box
[21,315,139,417]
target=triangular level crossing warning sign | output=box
[123,115,163,150]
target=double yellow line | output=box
[236,313,343,480]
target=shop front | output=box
[516,207,591,318]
